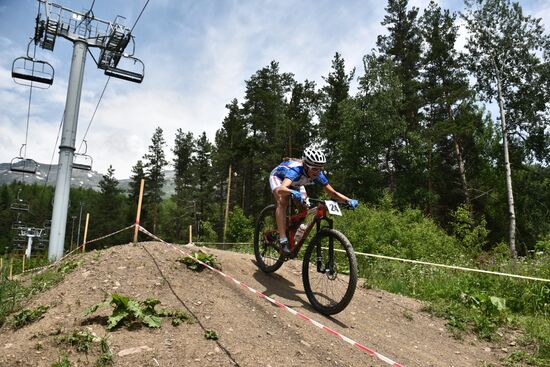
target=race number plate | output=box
[325,200,342,216]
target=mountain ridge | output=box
[0,162,176,196]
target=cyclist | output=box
[269,146,359,255]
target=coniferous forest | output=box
[1,0,549,256]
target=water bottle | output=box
[294,223,307,244]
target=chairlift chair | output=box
[73,140,93,170]
[10,189,30,212]
[12,56,55,89]
[10,144,38,174]
[10,157,38,174]
[98,31,144,83]
[11,39,55,89]
[103,54,144,83]
[73,154,93,170]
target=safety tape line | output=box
[194,242,253,246]
[137,225,404,367]
[196,240,549,283]
[83,224,135,245]
[14,224,135,277]
[332,248,550,283]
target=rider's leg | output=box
[273,188,289,240]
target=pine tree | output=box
[376,0,425,207]
[241,61,294,214]
[419,1,477,216]
[143,127,167,233]
[318,52,355,166]
[172,129,194,241]
[95,165,126,246]
[129,160,146,202]
[191,132,213,221]
[377,0,423,132]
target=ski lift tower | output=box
[27,0,144,261]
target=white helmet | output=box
[303,147,326,167]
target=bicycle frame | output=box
[286,200,334,259]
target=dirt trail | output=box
[0,242,511,366]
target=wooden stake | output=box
[0,257,3,272]
[133,178,145,243]
[223,164,232,243]
[189,224,193,244]
[82,213,90,252]
[9,257,13,280]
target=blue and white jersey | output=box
[270,160,328,189]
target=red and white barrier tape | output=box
[83,224,135,246]
[137,225,404,367]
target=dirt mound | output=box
[0,242,507,366]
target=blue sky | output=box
[1,0,549,179]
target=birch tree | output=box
[462,0,549,256]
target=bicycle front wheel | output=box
[254,204,285,273]
[302,228,358,315]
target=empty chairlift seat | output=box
[10,156,38,174]
[12,56,55,88]
[73,153,93,170]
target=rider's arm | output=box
[323,184,350,203]
[278,178,295,195]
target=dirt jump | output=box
[0,242,515,366]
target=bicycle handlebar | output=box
[307,198,354,209]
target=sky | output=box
[1,0,549,179]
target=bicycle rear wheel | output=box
[254,204,284,273]
[302,228,358,315]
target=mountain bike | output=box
[253,198,358,315]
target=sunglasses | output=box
[306,164,323,173]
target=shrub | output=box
[226,206,253,242]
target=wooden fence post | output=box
[82,213,90,252]
[133,179,145,243]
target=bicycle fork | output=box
[315,218,335,276]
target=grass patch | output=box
[0,257,81,327]
[58,330,94,353]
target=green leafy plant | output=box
[58,261,80,274]
[159,309,192,327]
[177,251,221,272]
[466,293,511,340]
[12,305,49,329]
[94,336,114,367]
[58,330,94,353]
[51,354,71,367]
[204,329,218,340]
[83,294,162,330]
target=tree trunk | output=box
[223,164,232,243]
[495,72,517,258]
[447,105,472,210]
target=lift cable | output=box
[42,111,64,192]
[18,41,41,184]
[77,76,110,154]
[130,0,150,33]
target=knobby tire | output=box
[254,204,285,273]
[302,228,358,315]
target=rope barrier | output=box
[333,249,550,283]
[14,224,135,277]
[137,226,404,367]
[195,241,548,283]
[194,241,252,246]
